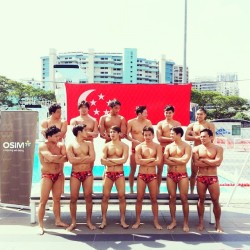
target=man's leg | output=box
[83,176,96,230]
[208,182,223,232]
[178,178,189,232]
[197,181,207,231]
[38,178,52,234]
[148,179,162,230]
[132,177,146,229]
[51,176,68,227]
[129,152,136,193]
[167,177,177,230]
[115,177,129,228]
[66,177,81,231]
[99,176,113,229]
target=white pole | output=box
[182,0,187,84]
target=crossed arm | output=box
[66,143,95,164]
[39,144,67,163]
[164,144,192,166]
[135,145,162,166]
[101,144,129,167]
[192,146,223,168]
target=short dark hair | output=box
[200,128,213,137]
[142,126,154,135]
[164,105,175,112]
[72,124,87,137]
[45,125,61,138]
[171,126,184,137]
[48,103,61,115]
[136,106,146,115]
[197,106,207,114]
[110,125,121,133]
[78,100,90,110]
[109,99,121,108]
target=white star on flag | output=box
[98,93,105,100]
[103,109,109,115]
[90,99,97,106]
[93,109,100,115]
[107,100,112,106]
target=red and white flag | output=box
[65,83,192,125]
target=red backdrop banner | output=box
[65,83,192,125]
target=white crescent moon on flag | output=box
[78,89,95,104]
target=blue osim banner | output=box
[0,111,38,206]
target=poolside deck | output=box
[1,203,250,250]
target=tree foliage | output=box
[191,89,250,120]
[0,75,56,107]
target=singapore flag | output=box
[65,83,192,125]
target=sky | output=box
[0,0,249,98]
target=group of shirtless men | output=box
[38,99,224,235]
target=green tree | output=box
[233,112,250,121]
[0,75,56,107]
[191,89,250,120]
[0,76,14,106]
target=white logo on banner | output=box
[2,140,32,152]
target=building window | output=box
[232,125,241,136]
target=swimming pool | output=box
[32,144,237,194]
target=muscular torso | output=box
[197,145,218,176]
[190,121,214,146]
[71,141,92,172]
[158,120,180,147]
[167,142,188,173]
[138,143,158,174]
[39,143,62,174]
[71,115,97,141]
[46,119,63,129]
[101,115,124,142]
[104,115,123,132]
[129,119,152,148]
[106,141,125,172]
[41,118,66,141]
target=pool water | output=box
[32,144,236,194]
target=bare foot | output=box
[154,223,163,230]
[38,226,45,235]
[121,222,129,229]
[55,221,69,227]
[132,222,140,229]
[215,225,223,233]
[183,224,190,232]
[99,221,107,229]
[87,222,96,230]
[66,223,76,231]
[197,223,204,231]
[167,222,177,230]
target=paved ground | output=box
[1,203,250,250]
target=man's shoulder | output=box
[89,115,97,122]
[128,117,137,122]
[206,121,215,128]
[118,114,126,120]
[99,114,108,119]
[70,116,80,123]
[40,118,49,126]
[182,140,191,148]
[214,143,223,151]
[173,120,181,126]
[120,140,129,148]
[39,141,46,148]
[61,119,68,124]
